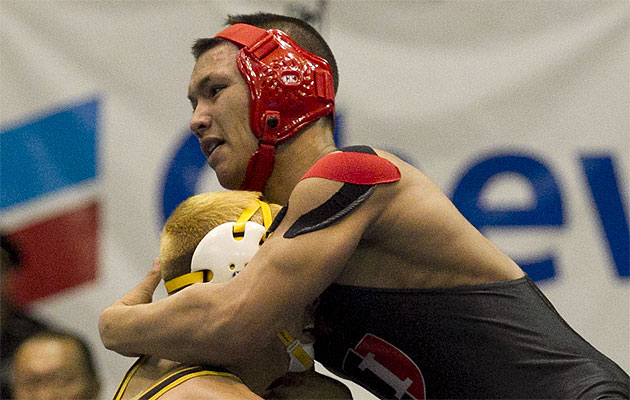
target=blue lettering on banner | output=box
[580,155,629,277]
[0,99,99,210]
[451,154,564,281]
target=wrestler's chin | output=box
[212,165,245,190]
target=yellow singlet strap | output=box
[164,270,213,295]
[277,330,314,370]
[144,367,240,400]
[233,201,261,239]
[257,200,273,241]
[112,356,147,400]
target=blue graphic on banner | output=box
[160,113,345,222]
[581,155,629,277]
[161,132,208,223]
[451,153,564,281]
[1,99,99,209]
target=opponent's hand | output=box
[99,258,162,356]
[115,258,162,306]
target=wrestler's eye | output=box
[207,85,226,99]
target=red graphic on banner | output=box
[6,201,99,306]
[343,333,425,400]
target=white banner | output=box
[1,1,627,398]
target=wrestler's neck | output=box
[263,121,337,205]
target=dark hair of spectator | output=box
[1,233,21,268]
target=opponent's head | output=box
[160,191,281,294]
[190,13,337,192]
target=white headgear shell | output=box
[190,221,266,283]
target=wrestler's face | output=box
[12,337,98,400]
[188,43,258,190]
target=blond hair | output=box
[159,191,281,282]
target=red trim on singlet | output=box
[300,152,401,185]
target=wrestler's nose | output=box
[190,103,211,138]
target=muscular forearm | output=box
[99,275,287,371]
[99,301,160,357]
[99,284,237,365]
[99,280,290,391]
[98,262,208,363]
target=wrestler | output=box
[100,12,629,399]
[111,191,351,399]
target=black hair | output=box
[1,233,21,268]
[192,12,338,93]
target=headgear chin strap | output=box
[163,199,272,295]
[214,23,335,192]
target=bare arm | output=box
[98,258,162,357]
[99,178,388,379]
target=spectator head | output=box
[12,331,100,400]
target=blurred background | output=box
[1,1,628,398]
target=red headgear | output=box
[214,23,335,192]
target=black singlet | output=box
[313,276,629,399]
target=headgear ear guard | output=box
[163,199,272,295]
[214,23,335,192]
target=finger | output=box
[151,257,161,273]
[118,258,163,306]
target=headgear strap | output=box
[163,199,272,295]
[215,23,335,192]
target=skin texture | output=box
[99,38,525,390]
[12,337,99,400]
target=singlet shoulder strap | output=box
[112,356,147,400]
[301,145,401,185]
[112,358,238,400]
[136,366,238,400]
